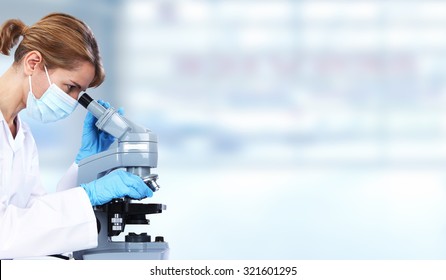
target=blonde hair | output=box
[0,13,105,87]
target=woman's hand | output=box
[75,100,124,163]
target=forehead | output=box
[53,62,95,89]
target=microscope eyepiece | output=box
[78,93,94,109]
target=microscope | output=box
[73,93,169,260]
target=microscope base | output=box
[73,209,169,260]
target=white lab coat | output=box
[0,113,97,259]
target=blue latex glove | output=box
[80,169,153,206]
[75,100,124,164]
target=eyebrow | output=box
[71,80,87,92]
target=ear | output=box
[22,51,43,76]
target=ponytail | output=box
[0,19,27,56]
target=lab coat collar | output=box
[0,111,25,153]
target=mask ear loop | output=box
[28,75,33,93]
[43,65,52,86]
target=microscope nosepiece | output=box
[143,174,160,192]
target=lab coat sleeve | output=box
[57,162,79,191]
[0,187,97,259]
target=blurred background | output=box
[2,0,446,259]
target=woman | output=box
[0,13,152,259]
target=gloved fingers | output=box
[82,111,97,130]
[137,184,153,198]
[122,171,153,199]
[99,130,115,142]
[83,100,112,129]
[117,107,124,116]
[123,187,146,200]
[96,100,124,117]
[97,99,111,109]
[81,99,116,152]
[81,170,154,206]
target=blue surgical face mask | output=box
[26,66,78,123]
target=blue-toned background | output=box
[2,0,446,259]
